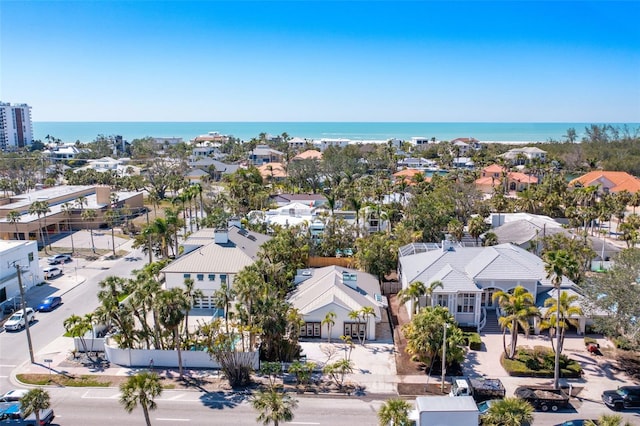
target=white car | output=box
[47,254,71,265]
[43,266,63,279]
[3,308,35,331]
[0,389,28,402]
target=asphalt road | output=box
[0,247,148,391]
[42,387,382,426]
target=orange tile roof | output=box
[257,162,287,179]
[292,150,323,161]
[569,171,640,193]
[483,164,506,174]
[393,169,431,184]
[475,176,498,186]
[508,172,538,184]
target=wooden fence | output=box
[306,256,356,268]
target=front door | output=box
[481,288,498,310]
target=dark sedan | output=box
[37,296,62,312]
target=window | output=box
[28,252,34,262]
[457,293,476,313]
[435,294,448,308]
[183,273,191,279]
[344,322,366,338]
[220,274,227,284]
[208,274,215,281]
[300,322,321,338]
[197,274,204,281]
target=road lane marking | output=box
[81,391,120,399]
[289,423,320,425]
[156,418,190,422]
[0,364,17,367]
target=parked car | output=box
[602,386,640,410]
[3,308,35,331]
[37,296,62,312]
[1,297,22,315]
[47,254,71,265]
[0,402,55,425]
[559,420,599,426]
[0,390,28,402]
[42,267,62,279]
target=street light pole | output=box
[441,322,449,393]
[14,263,35,364]
[146,207,152,264]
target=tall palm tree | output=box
[82,209,97,254]
[119,372,163,426]
[493,286,539,359]
[7,210,21,240]
[377,398,412,426]
[61,202,76,254]
[28,200,50,252]
[104,209,118,257]
[359,306,376,345]
[181,277,204,342]
[397,281,426,316]
[20,388,51,426]
[251,389,298,426]
[544,249,579,389]
[482,396,534,426]
[164,206,182,258]
[468,215,487,246]
[322,311,336,343]
[541,290,583,354]
[157,288,189,379]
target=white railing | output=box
[478,307,487,332]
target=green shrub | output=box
[613,337,635,351]
[501,348,582,378]
[466,332,482,350]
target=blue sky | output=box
[1,1,639,122]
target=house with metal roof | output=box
[161,226,271,310]
[398,241,577,332]
[288,266,385,341]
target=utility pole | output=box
[146,207,152,264]
[441,322,449,393]
[14,263,35,364]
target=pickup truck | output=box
[450,377,506,403]
[0,402,55,425]
[514,385,570,412]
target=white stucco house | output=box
[0,241,42,311]
[161,226,271,310]
[288,266,385,341]
[398,241,592,333]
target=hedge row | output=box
[463,332,482,350]
[501,347,582,378]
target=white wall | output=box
[104,342,259,369]
[0,241,42,301]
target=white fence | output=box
[103,341,260,369]
[74,337,105,353]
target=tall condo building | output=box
[0,102,33,151]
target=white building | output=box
[0,102,33,152]
[0,241,42,309]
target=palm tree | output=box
[181,277,203,342]
[20,388,51,426]
[119,372,163,426]
[251,388,298,426]
[493,286,539,359]
[544,249,579,389]
[377,398,412,426]
[397,281,426,316]
[61,202,76,254]
[468,215,487,246]
[28,200,50,252]
[359,306,376,345]
[82,209,97,253]
[7,210,21,240]
[586,414,633,426]
[157,288,189,379]
[104,209,118,257]
[482,396,534,426]
[322,311,336,343]
[541,291,583,355]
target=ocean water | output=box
[33,122,640,144]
